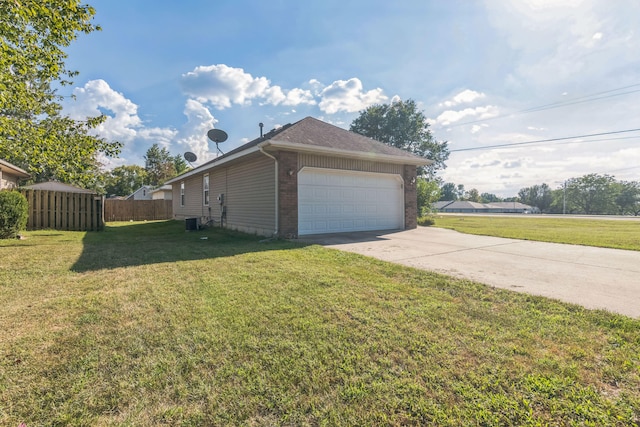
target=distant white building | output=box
[126,185,154,200]
[150,184,173,200]
[435,201,537,214]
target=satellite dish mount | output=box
[207,128,228,156]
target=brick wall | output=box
[404,165,418,229]
[272,152,418,236]
[277,151,298,238]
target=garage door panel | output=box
[298,168,403,235]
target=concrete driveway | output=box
[300,227,640,318]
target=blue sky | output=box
[62,0,640,196]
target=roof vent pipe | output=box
[259,122,264,138]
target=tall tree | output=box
[0,0,121,186]
[350,99,449,176]
[480,192,502,203]
[464,188,481,202]
[416,178,441,215]
[439,182,459,201]
[103,165,147,197]
[173,154,189,176]
[614,181,640,215]
[518,183,553,213]
[144,143,178,186]
[566,174,616,215]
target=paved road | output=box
[301,227,640,318]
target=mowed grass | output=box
[1,221,639,426]
[434,215,640,251]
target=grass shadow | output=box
[71,220,306,272]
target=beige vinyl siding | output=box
[298,153,404,175]
[172,155,276,236]
[225,156,276,235]
[172,174,204,219]
[0,171,19,190]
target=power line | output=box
[446,83,640,128]
[451,128,640,152]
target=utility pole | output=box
[563,181,566,215]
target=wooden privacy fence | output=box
[20,190,104,231]
[104,199,173,222]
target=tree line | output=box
[100,144,189,197]
[438,174,640,216]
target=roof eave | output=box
[165,135,432,186]
[261,139,433,166]
[165,145,262,184]
[0,159,31,178]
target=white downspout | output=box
[259,147,279,237]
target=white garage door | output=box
[298,168,404,235]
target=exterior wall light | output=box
[287,168,294,176]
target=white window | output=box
[203,174,210,206]
[180,182,185,206]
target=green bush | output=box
[0,190,29,239]
[417,215,436,226]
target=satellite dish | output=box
[207,129,228,143]
[184,151,197,163]
[207,128,228,156]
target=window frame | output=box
[203,174,210,206]
[180,181,185,207]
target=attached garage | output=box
[298,168,404,235]
[168,117,431,238]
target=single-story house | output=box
[0,159,30,190]
[150,184,173,200]
[166,116,431,238]
[435,200,536,214]
[21,181,94,193]
[126,185,154,200]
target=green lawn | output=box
[434,215,640,251]
[1,221,639,426]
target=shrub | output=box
[0,190,29,239]
[417,215,436,226]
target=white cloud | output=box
[435,105,499,126]
[66,79,142,142]
[175,99,219,162]
[180,64,316,110]
[137,127,178,149]
[308,79,324,96]
[318,78,387,114]
[442,89,486,107]
[262,86,315,107]
[64,80,227,167]
[180,65,389,115]
[471,124,489,134]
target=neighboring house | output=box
[21,181,94,193]
[166,116,431,238]
[150,184,173,200]
[0,159,30,190]
[435,200,536,214]
[126,185,154,200]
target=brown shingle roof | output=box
[21,181,94,193]
[269,117,421,160]
[166,116,430,184]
